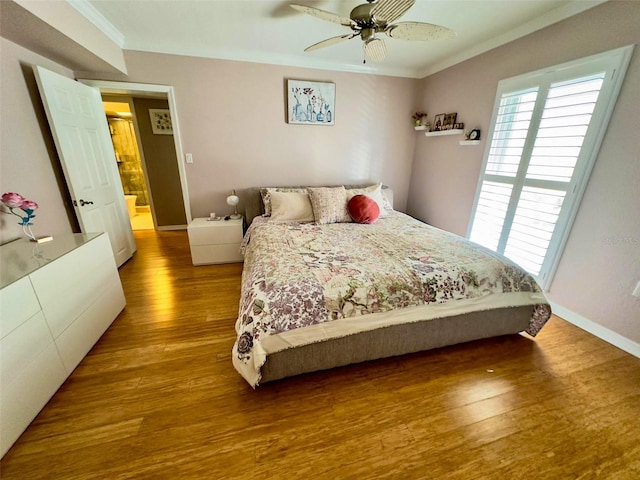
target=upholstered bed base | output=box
[259,305,533,384]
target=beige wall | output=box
[407,0,640,342]
[132,97,187,227]
[0,38,77,245]
[81,53,420,219]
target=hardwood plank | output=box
[1,229,638,479]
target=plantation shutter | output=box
[467,46,633,289]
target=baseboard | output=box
[549,301,640,358]
[157,225,187,231]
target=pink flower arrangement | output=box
[1,192,39,240]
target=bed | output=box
[232,185,551,387]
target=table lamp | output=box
[226,190,241,219]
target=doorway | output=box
[78,79,192,229]
[102,98,154,231]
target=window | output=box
[468,46,633,290]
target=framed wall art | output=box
[149,109,173,135]
[287,80,335,125]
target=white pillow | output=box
[346,183,389,218]
[269,191,315,223]
[260,187,308,216]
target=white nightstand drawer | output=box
[187,218,243,246]
[190,244,243,265]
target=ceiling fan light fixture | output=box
[293,0,454,62]
[363,36,386,62]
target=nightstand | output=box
[187,217,244,265]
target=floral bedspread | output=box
[233,212,551,385]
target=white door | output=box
[33,66,136,267]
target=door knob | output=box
[79,199,94,206]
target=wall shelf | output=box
[414,125,428,131]
[460,140,481,146]
[424,129,464,137]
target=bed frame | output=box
[259,306,532,382]
[236,185,534,384]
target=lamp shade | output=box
[226,190,241,219]
[226,194,239,208]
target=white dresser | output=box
[187,217,244,265]
[0,233,125,457]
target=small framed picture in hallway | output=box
[149,109,173,134]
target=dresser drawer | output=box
[55,279,125,372]
[0,342,67,457]
[0,311,54,385]
[29,234,116,338]
[0,277,40,339]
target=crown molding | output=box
[417,0,609,78]
[66,0,125,48]
[125,45,422,79]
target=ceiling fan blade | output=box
[290,4,354,27]
[371,0,415,24]
[386,22,456,41]
[363,37,387,62]
[304,34,356,52]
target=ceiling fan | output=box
[290,0,456,62]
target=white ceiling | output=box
[77,0,606,78]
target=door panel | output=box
[33,66,135,266]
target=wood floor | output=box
[1,230,639,479]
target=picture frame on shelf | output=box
[444,112,457,128]
[433,113,445,131]
[454,122,464,130]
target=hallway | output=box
[129,205,154,231]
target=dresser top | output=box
[0,233,102,289]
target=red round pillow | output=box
[347,194,380,224]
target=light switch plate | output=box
[185,153,193,164]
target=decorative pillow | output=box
[307,186,350,225]
[260,187,307,216]
[269,191,315,223]
[347,195,380,224]
[346,183,389,218]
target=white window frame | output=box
[467,45,634,290]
